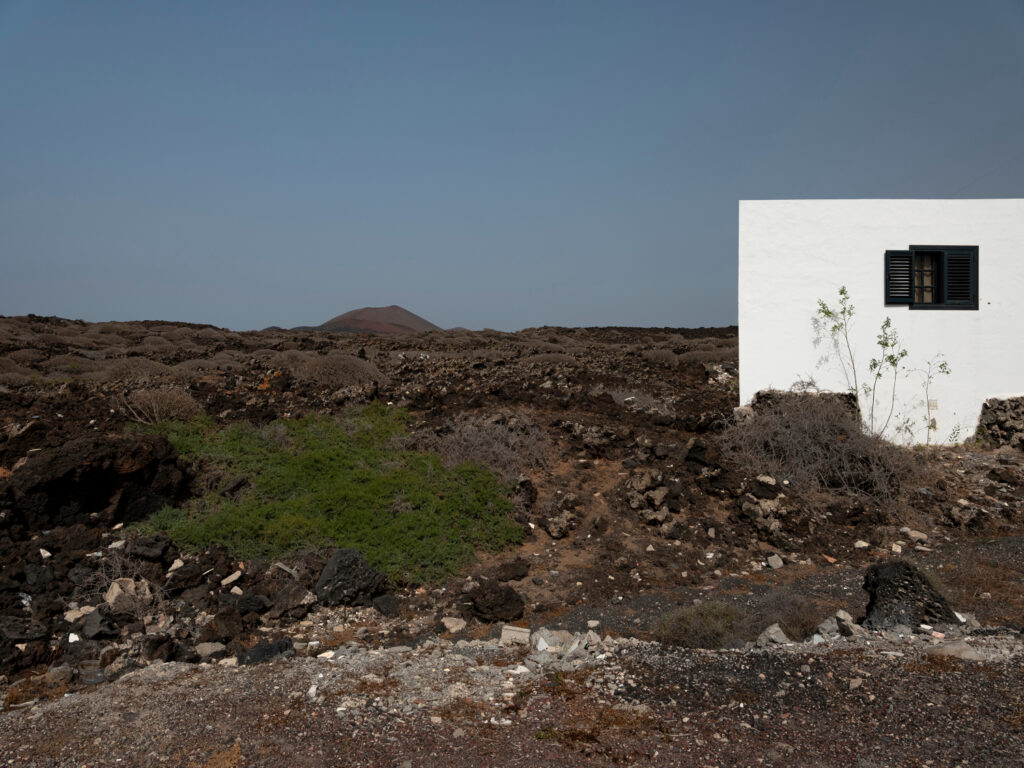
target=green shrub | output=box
[140,403,521,584]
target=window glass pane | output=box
[914,251,939,304]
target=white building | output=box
[738,199,1024,443]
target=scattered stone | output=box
[238,638,294,665]
[195,642,227,659]
[441,617,467,633]
[767,554,784,569]
[220,570,242,587]
[104,578,153,615]
[82,609,118,640]
[0,616,48,643]
[266,582,316,621]
[499,625,531,646]
[756,623,791,647]
[126,534,173,562]
[835,610,867,638]
[314,548,388,607]
[372,594,401,618]
[543,510,577,539]
[926,641,987,662]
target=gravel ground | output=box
[2,629,1022,768]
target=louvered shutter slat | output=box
[944,250,975,305]
[885,250,914,304]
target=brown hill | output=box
[317,305,442,335]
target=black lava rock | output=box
[314,548,387,607]
[238,637,294,665]
[862,560,960,630]
[468,582,525,623]
[372,594,401,618]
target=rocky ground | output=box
[1,314,1023,766]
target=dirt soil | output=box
[1,315,1023,766]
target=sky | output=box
[2,1,1023,332]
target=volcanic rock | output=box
[862,561,960,630]
[314,548,388,607]
[468,582,525,623]
[1,434,187,532]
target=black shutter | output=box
[884,250,913,304]
[943,249,977,308]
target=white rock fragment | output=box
[500,625,531,646]
[441,616,467,633]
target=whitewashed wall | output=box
[738,199,1024,443]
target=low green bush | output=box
[141,402,521,584]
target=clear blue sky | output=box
[2,1,1022,331]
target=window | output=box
[884,245,978,309]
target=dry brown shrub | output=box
[294,352,385,390]
[642,349,679,367]
[0,372,32,387]
[468,349,506,362]
[525,352,576,366]
[0,357,31,375]
[677,349,729,364]
[720,391,931,503]
[269,349,313,369]
[93,357,173,383]
[207,350,247,372]
[655,588,822,648]
[170,359,215,381]
[416,411,550,484]
[137,334,175,350]
[39,354,101,375]
[156,326,193,342]
[7,349,44,366]
[124,388,203,424]
[71,551,167,623]
[196,327,226,341]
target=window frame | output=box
[884,245,979,311]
